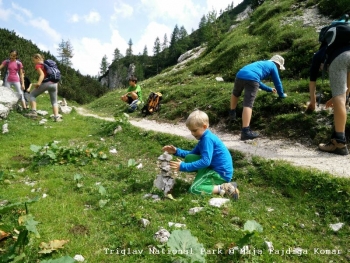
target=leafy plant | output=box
[167,230,206,263]
[0,199,39,263]
[73,174,83,188]
[30,141,108,167]
[236,220,263,248]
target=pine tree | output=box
[99,55,109,75]
[57,39,74,73]
[113,48,123,62]
[126,39,133,57]
[153,37,161,74]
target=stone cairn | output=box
[153,151,175,195]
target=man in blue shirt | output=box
[162,110,239,199]
[229,55,287,140]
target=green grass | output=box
[1,94,350,263]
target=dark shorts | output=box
[232,78,259,108]
[127,96,133,104]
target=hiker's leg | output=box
[11,82,26,108]
[231,78,244,110]
[346,72,350,106]
[129,91,138,100]
[242,80,259,128]
[29,83,47,110]
[184,154,226,195]
[329,51,350,137]
[333,94,347,134]
[189,169,226,195]
[242,107,253,127]
[47,83,59,116]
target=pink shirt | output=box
[1,60,23,82]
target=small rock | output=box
[154,228,170,243]
[329,222,344,232]
[140,218,150,227]
[264,241,274,250]
[168,222,186,228]
[73,254,85,262]
[2,123,9,134]
[0,200,9,206]
[188,207,204,215]
[209,198,230,207]
[109,148,117,154]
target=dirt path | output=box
[74,107,350,178]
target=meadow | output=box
[0,88,349,263]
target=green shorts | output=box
[185,154,226,195]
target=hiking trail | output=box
[74,107,350,178]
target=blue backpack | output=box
[43,59,61,83]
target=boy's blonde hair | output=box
[186,110,209,128]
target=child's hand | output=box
[162,145,176,154]
[170,159,182,171]
[272,88,277,93]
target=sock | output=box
[334,132,346,143]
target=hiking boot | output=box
[241,127,259,141]
[220,182,239,200]
[54,116,63,122]
[319,139,349,155]
[229,109,236,121]
[24,110,37,118]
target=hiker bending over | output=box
[25,54,61,122]
[162,110,239,199]
[307,44,350,112]
[318,30,350,155]
[229,55,287,140]
[0,50,26,109]
[120,75,143,112]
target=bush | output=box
[318,0,350,18]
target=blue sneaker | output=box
[128,99,139,112]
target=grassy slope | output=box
[86,0,349,143]
[1,0,350,262]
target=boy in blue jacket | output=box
[162,110,239,199]
[229,55,287,140]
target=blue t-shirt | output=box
[174,129,233,182]
[236,60,285,97]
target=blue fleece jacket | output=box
[236,60,285,97]
[174,129,233,182]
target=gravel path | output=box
[75,107,350,178]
